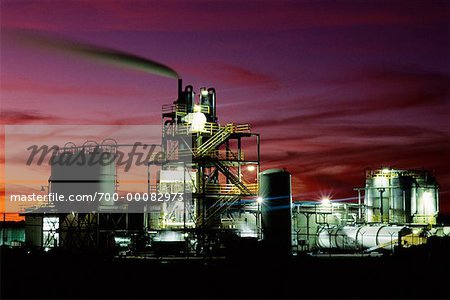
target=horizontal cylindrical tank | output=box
[317,225,410,251]
[260,169,292,256]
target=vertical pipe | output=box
[183,161,186,231]
[306,213,310,250]
[357,189,361,222]
[435,185,439,219]
[388,181,391,224]
[378,188,385,223]
[403,190,406,223]
[201,164,206,227]
[207,88,216,123]
[257,201,260,239]
[178,78,183,101]
[237,137,242,181]
[388,179,392,223]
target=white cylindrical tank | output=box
[365,175,390,223]
[364,169,438,225]
[391,176,405,223]
[317,225,410,251]
[412,175,438,224]
[50,148,116,212]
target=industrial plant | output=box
[18,81,448,258]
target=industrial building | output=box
[23,80,261,255]
[22,82,448,257]
[293,168,447,253]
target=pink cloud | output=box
[1,78,147,98]
[1,1,447,33]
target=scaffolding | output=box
[147,83,261,254]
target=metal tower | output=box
[153,79,260,254]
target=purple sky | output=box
[1,0,449,215]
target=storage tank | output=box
[50,147,116,213]
[412,173,438,224]
[390,176,405,223]
[259,169,292,256]
[317,225,410,251]
[364,168,438,225]
[365,174,390,223]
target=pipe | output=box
[317,225,410,251]
[178,78,183,102]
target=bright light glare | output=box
[200,89,208,96]
[321,198,331,205]
[193,105,201,113]
[247,165,256,171]
[257,197,263,203]
[422,191,434,214]
[186,112,207,132]
[382,168,390,174]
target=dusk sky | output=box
[1,1,449,217]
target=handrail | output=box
[162,103,210,115]
[164,122,250,137]
[196,126,232,157]
[200,183,258,194]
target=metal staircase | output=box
[195,124,234,157]
[197,191,241,227]
[196,161,256,227]
[213,161,252,195]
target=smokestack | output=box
[178,78,183,102]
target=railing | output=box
[213,161,254,195]
[162,103,186,115]
[55,144,117,155]
[201,183,258,195]
[201,122,220,135]
[234,123,251,133]
[174,148,244,160]
[412,214,436,225]
[165,122,219,136]
[207,149,243,160]
[164,122,250,138]
[162,103,210,115]
[163,146,246,162]
[196,125,234,157]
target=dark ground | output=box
[1,238,450,299]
